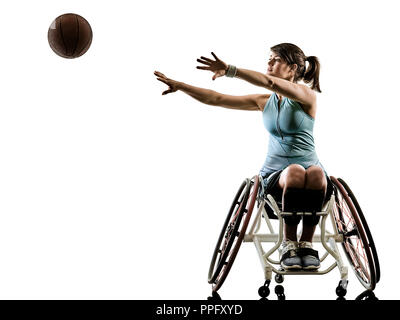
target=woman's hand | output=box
[154,71,180,95]
[196,52,228,80]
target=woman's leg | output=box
[278,164,306,241]
[299,165,327,242]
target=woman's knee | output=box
[281,164,306,188]
[305,166,326,190]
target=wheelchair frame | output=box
[208,174,379,300]
[244,177,348,285]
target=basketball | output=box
[48,13,93,59]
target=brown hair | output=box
[270,43,321,92]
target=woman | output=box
[154,43,332,271]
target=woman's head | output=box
[267,43,321,92]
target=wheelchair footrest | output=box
[280,211,329,216]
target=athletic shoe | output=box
[279,240,302,270]
[298,241,320,270]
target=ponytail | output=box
[303,56,321,93]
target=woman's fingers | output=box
[154,71,177,95]
[200,56,213,62]
[154,71,167,78]
[196,66,210,70]
[197,53,226,76]
[154,73,176,95]
[154,71,171,85]
[156,77,168,84]
[211,52,219,61]
[162,88,177,95]
[197,58,211,65]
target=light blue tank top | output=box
[260,92,326,177]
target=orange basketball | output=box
[48,13,93,59]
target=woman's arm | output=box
[154,71,268,111]
[197,53,316,107]
[235,68,316,107]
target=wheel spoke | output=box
[346,237,371,283]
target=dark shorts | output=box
[261,168,334,219]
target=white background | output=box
[0,0,398,300]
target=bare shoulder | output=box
[255,94,271,111]
[298,84,316,102]
[296,84,317,118]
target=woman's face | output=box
[267,52,296,81]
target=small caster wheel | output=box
[335,280,348,299]
[356,290,378,301]
[277,294,286,301]
[258,286,270,299]
[275,285,285,300]
[258,280,271,299]
[336,285,347,298]
[207,291,222,301]
[275,285,284,295]
[275,274,284,284]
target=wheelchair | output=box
[207,175,380,300]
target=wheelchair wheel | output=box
[208,175,260,292]
[337,178,380,283]
[330,176,377,290]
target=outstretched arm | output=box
[235,69,315,107]
[197,53,315,107]
[154,71,268,111]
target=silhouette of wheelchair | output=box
[207,175,380,300]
